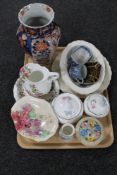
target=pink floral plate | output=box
[11,96,58,142]
[13,78,60,102]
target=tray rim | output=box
[17,47,114,149]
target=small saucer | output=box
[13,78,60,102]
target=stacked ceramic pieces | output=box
[60,40,112,96]
[52,93,83,124]
[13,63,60,102]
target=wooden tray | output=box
[17,47,114,149]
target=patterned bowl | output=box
[60,40,105,95]
[52,93,83,124]
[76,117,104,146]
[11,96,58,142]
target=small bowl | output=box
[52,93,83,124]
[11,96,58,142]
[84,93,110,118]
[76,117,104,146]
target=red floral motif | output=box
[11,104,32,131]
[36,41,48,52]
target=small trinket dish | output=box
[59,123,75,141]
[84,93,110,118]
[52,93,83,124]
[11,96,58,142]
[76,117,104,146]
[13,78,60,102]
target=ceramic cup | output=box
[69,63,87,84]
[20,63,59,96]
[59,123,75,141]
[71,45,92,65]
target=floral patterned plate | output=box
[76,117,104,146]
[11,96,58,142]
[13,78,60,102]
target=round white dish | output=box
[76,117,104,146]
[84,93,110,118]
[11,96,58,142]
[52,93,83,124]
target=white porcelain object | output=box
[59,123,75,140]
[13,78,60,102]
[84,93,110,118]
[71,45,92,65]
[60,40,105,95]
[52,48,112,95]
[76,117,104,146]
[11,96,58,142]
[20,63,59,96]
[52,93,83,124]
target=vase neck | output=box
[21,22,56,37]
[18,3,54,29]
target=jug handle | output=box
[48,72,59,81]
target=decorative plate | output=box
[13,78,60,102]
[76,117,104,146]
[11,96,58,142]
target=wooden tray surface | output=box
[17,47,114,149]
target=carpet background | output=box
[0,0,117,174]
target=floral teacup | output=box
[20,63,59,96]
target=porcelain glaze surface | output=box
[76,117,104,146]
[20,63,59,96]
[52,93,83,123]
[84,93,110,118]
[11,96,58,142]
[17,3,61,66]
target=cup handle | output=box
[75,78,84,84]
[48,72,59,81]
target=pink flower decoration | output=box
[23,104,32,113]
[20,67,25,73]
[24,72,29,77]
[11,111,20,121]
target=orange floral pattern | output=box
[35,41,48,52]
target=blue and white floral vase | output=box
[16,3,61,68]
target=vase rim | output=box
[18,3,54,29]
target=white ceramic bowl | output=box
[84,93,110,118]
[60,40,105,95]
[52,93,83,124]
[76,117,104,146]
[11,96,58,142]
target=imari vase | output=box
[16,3,61,68]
